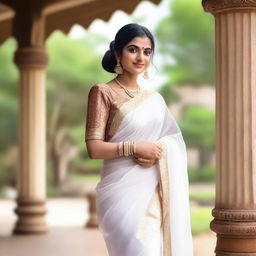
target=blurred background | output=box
[0,0,216,255]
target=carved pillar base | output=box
[211,209,256,255]
[14,198,47,234]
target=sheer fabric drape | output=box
[94,91,193,256]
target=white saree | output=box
[95,88,194,256]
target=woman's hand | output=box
[134,141,162,161]
[133,156,157,168]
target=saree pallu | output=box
[95,90,194,256]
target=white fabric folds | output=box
[95,90,194,256]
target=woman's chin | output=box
[125,69,144,76]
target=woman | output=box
[85,23,193,256]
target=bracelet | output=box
[118,141,136,157]
[118,142,124,156]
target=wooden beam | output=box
[0,4,14,45]
[45,0,161,39]
[42,0,94,15]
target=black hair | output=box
[101,23,155,73]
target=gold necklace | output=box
[114,78,141,98]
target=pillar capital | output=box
[202,0,256,14]
[14,47,48,69]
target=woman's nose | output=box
[136,50,143,61]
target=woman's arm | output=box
[86,140,119,159]
[86,140,162,162]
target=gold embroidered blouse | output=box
[85,83,130,142]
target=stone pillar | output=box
[13,47,48,234]
[202,1,256,255]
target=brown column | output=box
[13,47,48,234]
[202,1,256,255]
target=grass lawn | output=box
[191,207,213,235]
[189,191,215,203]
[69,174,100,182]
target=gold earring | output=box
[114,61,123,74]
[143,69,149,80]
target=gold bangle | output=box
[127,142,129,156]
[122,141,137,156]
[124,142,128,156]
[130,142,133,156]
[123,142,125,156]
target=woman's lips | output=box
[133,63,144,68]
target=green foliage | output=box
[158,82,180,105]
[68,125,87,151]
[180,105,215,149]
[155,0,215,105]
[46,31,112,126]
[0,39,18,152]
[0,94,18,151]
[156,0,215,86]
[188,165,216,183]
[47,186,63,198]
[46,31,110,88]
[0,38,18,96]
[191,207,213,235]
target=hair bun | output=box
[101,40,117,73]
[109,40,115,51]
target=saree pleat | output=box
[157,141,171,256]
[95,90,193,256]
[136,183,162,256]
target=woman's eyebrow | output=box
[126,44,152,50]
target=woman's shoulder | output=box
[143,89,164,100]
[87,83,113,103]
[89,83,111,91]
[148,90,167,105]
[88,83,113,96]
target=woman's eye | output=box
[128,47,137,53]
[144,50,152,56]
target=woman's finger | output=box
[156,145,163,151]
[134,158,154,167]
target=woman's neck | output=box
[116,73,139,90]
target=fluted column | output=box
[13,47,48,234]
[202,1,256,255]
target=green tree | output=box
[46,31,112,186]
[156,0,215,104]
[0,39,18,153]
[179,105,215,166]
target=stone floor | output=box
[0,197,216,256]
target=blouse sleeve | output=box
[85,85,111,141]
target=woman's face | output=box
[119,36,152,76]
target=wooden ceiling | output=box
[0,0,161,46]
